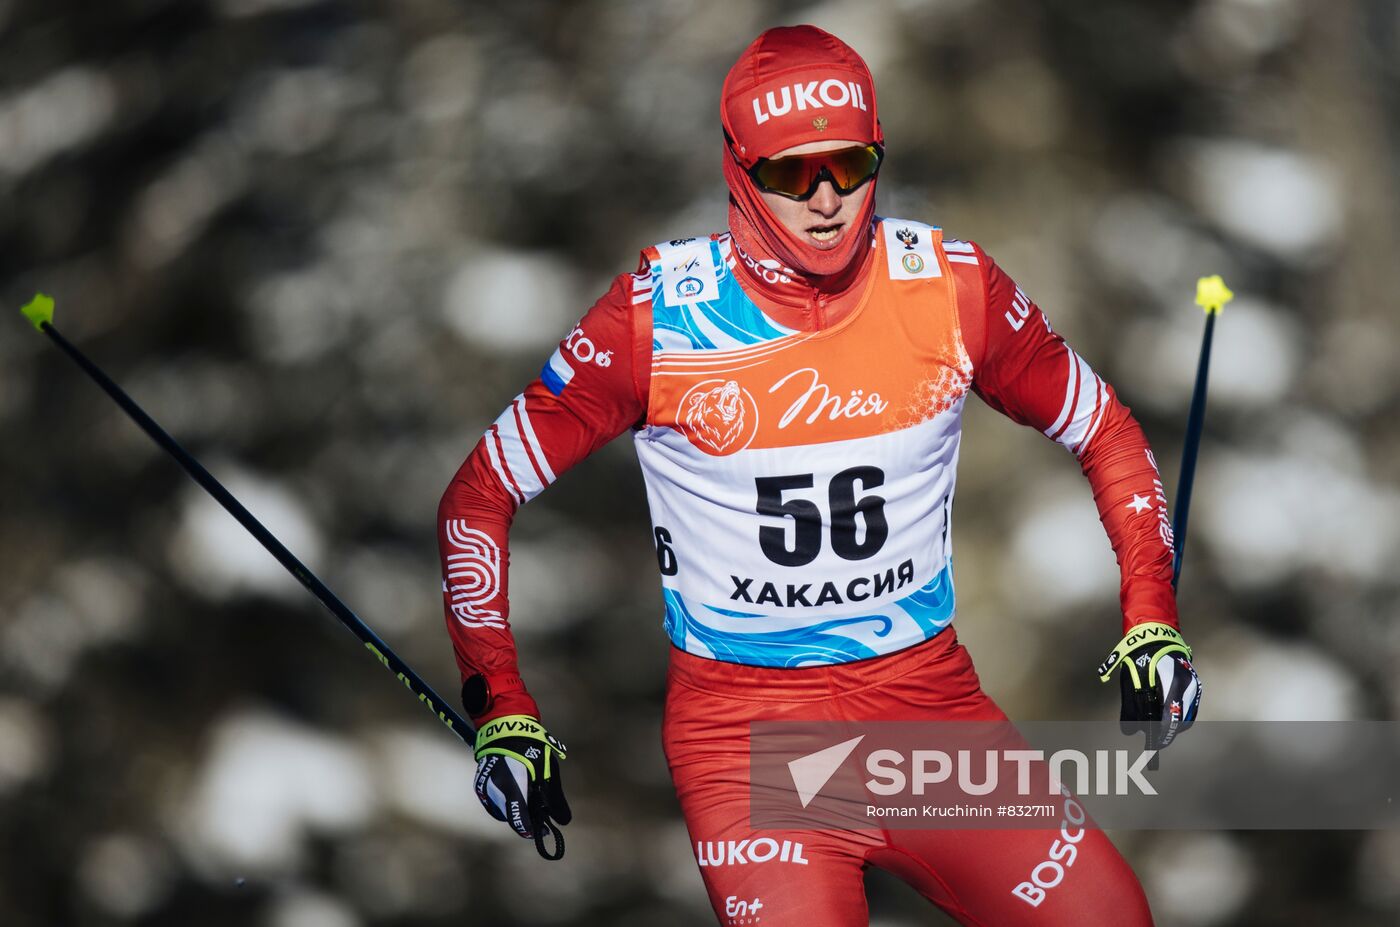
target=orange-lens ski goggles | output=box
[744,143,884,201]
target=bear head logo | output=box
[679,379,758,455]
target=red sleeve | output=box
[953,243,1178,633]
[437,272,651,723]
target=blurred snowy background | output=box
[2,0,1399,924]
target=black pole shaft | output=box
[1172,310,1217,589]
[38,321,474,744]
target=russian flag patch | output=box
[541,347,575,396]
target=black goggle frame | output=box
[727,135,885,202]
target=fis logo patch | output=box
[656,239,720,305]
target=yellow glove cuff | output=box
[1097,622,1192,688]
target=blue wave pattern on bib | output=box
[662,564,956,667]
[649,239,793,352]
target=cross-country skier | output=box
[438,25,1201,925]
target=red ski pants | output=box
[662,629,1155,926]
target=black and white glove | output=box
[473,714,571,858]
[1098,622,1202,751]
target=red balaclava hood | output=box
[721,25,883,285]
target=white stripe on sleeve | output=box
[512,395,557,484]
[1072,379,1109,456]
[491,403,548,501]
[1043,350,1081,441]
[482,427,525,505]
[1055,353,1107,454]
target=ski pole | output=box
[1172,275,1233,588]
[19,293,566,860]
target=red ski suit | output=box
[437,223,1171,925]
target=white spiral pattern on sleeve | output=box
[444,519,506,628]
